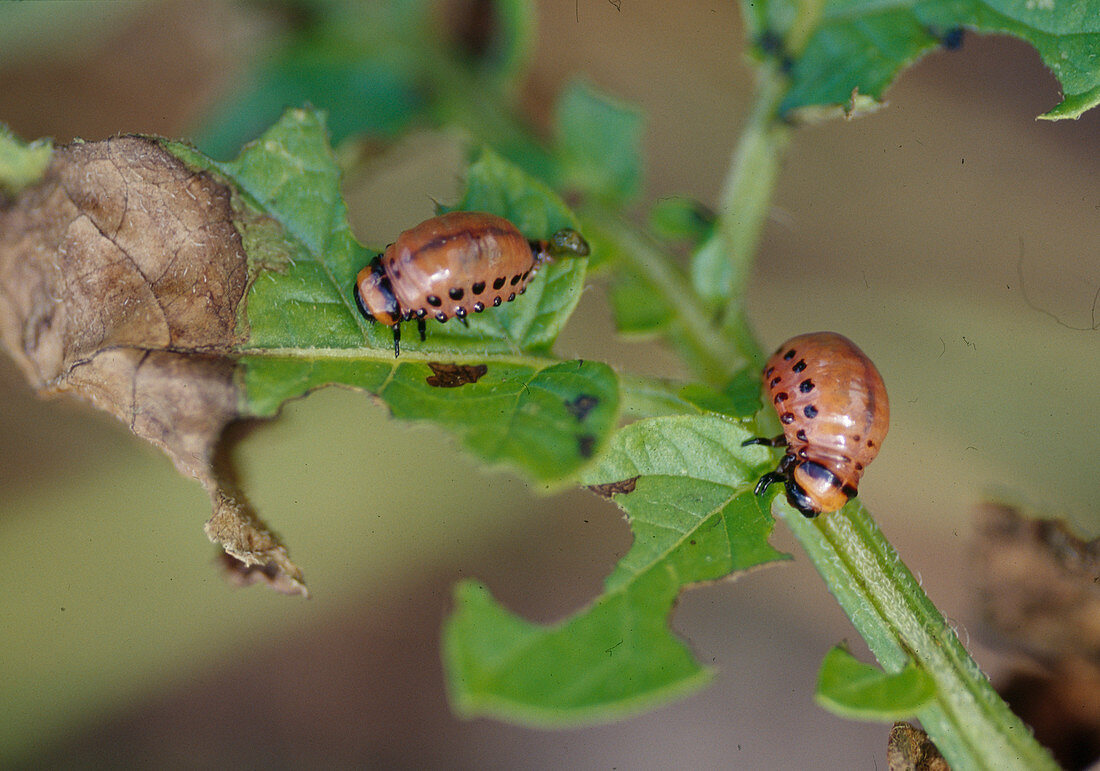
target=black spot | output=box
[577,434,596,458]
[507,292,516,302]
[803,405,818,419]
[566,394,599,421]
[755,30,795,73]
[510,274,521,286]
[427,295,442,307]
[799,448,808,458]
[774,392,788,404]
[855,463,864,471]
[393,269,402,279]
[472,281,486,295]
[522,269,531,280]
[796,429,807,441]
[435,312,447,322]
[783,348,796,360]
[519,285,527,295]
[941,26,965,50]
[415,308,427,318]
[493,296,502,307]
[473,302,485,312]
[764,366,775,377]
[493,277,506,290]
[799,379,814,393]
[853,434,861,442]
[449,287,464,300]
[792,359,807,373]
[770,376,782,388]
[455,306,467,318]
[867,440,875,448]
[842,455,852,464]
[781,412,795,424]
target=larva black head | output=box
[354,256,400,325]
[789,460,855,517]
[749,453,853,518]
[354,256,403,356]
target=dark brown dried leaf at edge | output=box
[973,503,1100,768]
[887,723,949,771]
[0,136,307,596]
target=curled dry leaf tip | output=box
[0,136,307,596]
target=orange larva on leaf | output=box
[353,211,589,356]
[743,332,889,517]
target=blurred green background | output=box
[1,0,1097,766]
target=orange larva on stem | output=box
[743,332,890,517]
[353,211,589,356]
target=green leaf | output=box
[443,415,789,724]
[608,271,673,336]
[168,108,603,481]
[689,232,736,308]
[440,147,590,352]
[462,0,538,86]
[648,197,715,244]
[553,80,644,204]
[172,107,370,349]
[744,0,1100,120]
[177,112,587,357]
[193,0,539,160]
[192,3,434,158]
[0,126,52,197]
[241,356,619,483]
[814,645,937,721]
[678,368,762,419]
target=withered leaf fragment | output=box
[0,136,307,596]
[887,722,949,771]
[974,503,1100,664]
[974,503,1100,768]
[585,476,638,498]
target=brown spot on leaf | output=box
[0,136,306,595]
[586,476,638,498]
[577,434,595,458]
[425,361,488,387]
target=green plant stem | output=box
[713,63,789,365]
[777,499,1058,771]
[593,216,748,386]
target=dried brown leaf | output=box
[0,136,306,595]
[887,722,950,771]
[973,503,1100,665]
[973,503,1100,767]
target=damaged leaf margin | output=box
[0,108,610,596]
[0,126,53,199]
[443,415,789,724]
[0,130,307,594]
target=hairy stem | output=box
[714,63,790,324]
[777,500,1058,771]
[591,215,748,386]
